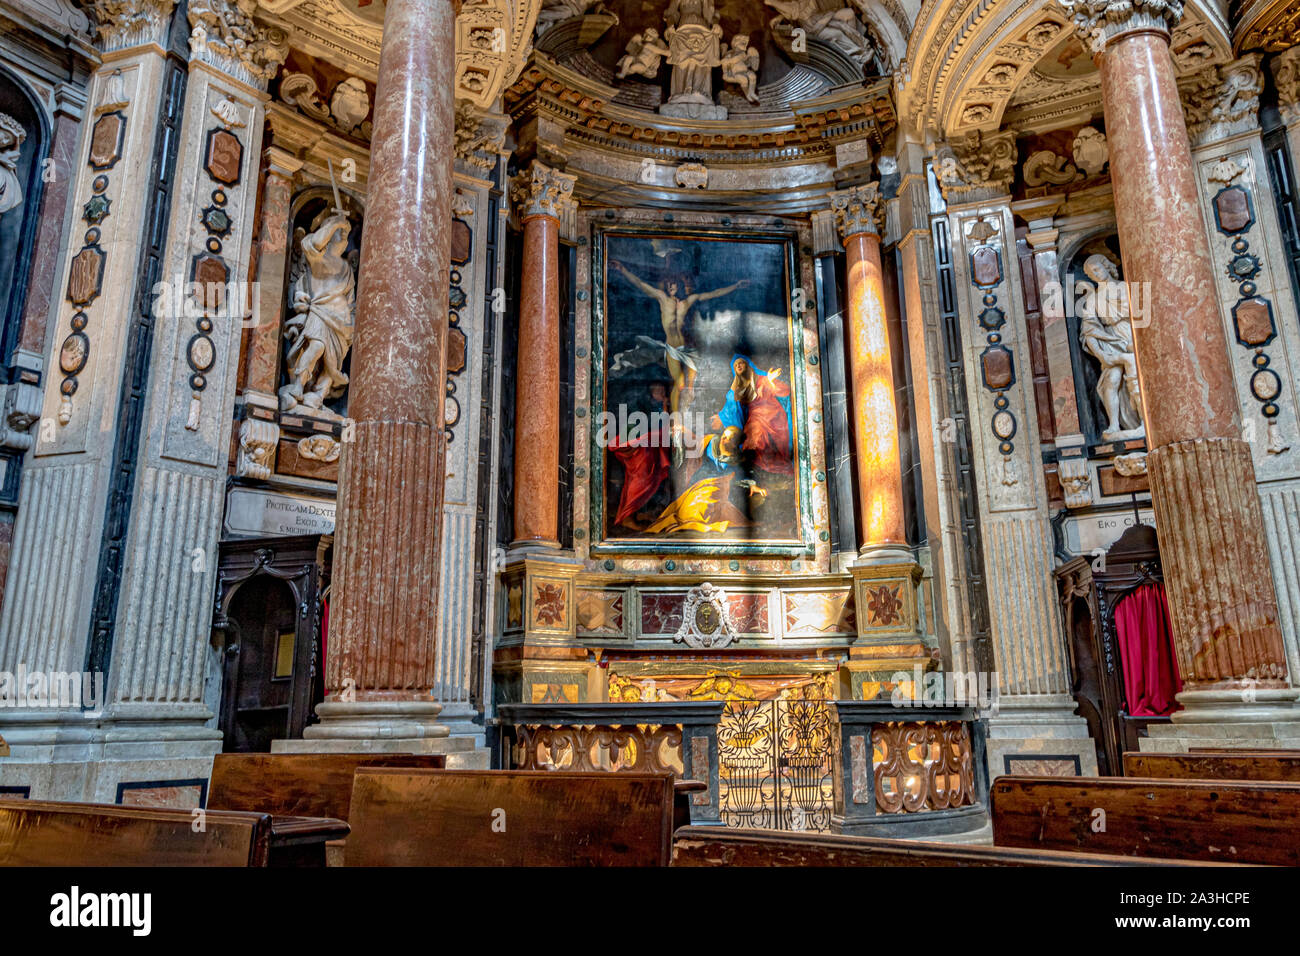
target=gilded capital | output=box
[510,161,577,221]
[829,183,883,240]
[88,0,178,54]
[1058,0,1184,53]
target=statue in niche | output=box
[0,113,26,217]
[763,0,872,66]
[1077,253,1144,441]
[660,0,725,119]
[279,212,356,417]
[617,27,671,79]
[720,35,761,104]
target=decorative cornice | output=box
[188,0,288,89]
[1273,45,1300,125]
[1179,53,1264,146]
[1058,0,1185,53]
[935,129,1016,204]
[510,161,577,221]
[829,183,884,240]
[1234,0,1300,53]
[88,0,177,54]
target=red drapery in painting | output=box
[1113,582,1181,716]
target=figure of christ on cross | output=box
[609,258,748,460]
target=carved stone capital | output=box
[935,130,1016,204]
[1058,0,1184,53]
[88,0,178,54]
[1273,46,1300,127]
[187,0,288,89]
[454,101,508,172]
[829,183,883,240]
[1179,54,1264,147]
[510,161,577,222]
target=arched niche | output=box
[0,66,51,366]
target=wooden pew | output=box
[0,798,274,866]
[1124,750,1300,782]
[207,753,446,866]
[670,826,1233,867]
[990,775,1300,864]
[346,769,675,866]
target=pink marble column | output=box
[245,148,301,397]
[510,162,575,549]
[1077,0,1293,717]
[831,184,908,552]
[311,0,457,735]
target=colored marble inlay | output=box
[641,591,686,633]
[726,592,769,633]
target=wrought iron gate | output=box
[717,699,835,831]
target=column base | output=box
[983,693,1099,778]
[1142,716,1300,752]
[280,700,488,767]
[1169,687,1300,724]
[0,708,221,804]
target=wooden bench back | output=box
[0,799,271,867]
[991,775,1300,864]
[1124,750,1300,782]
[671,826,1232,867]
[208,752,447,821]
[347,769,675,866]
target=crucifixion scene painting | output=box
[596,231,803,546]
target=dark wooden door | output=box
[220,576,300,753]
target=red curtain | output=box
[1113,582,1181,716]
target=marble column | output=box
[937,132,1097,773]
[829,183,927,690]
[509,161,575,550]
[893,140,985,677]
[1065,0,1297,727]
[832,183,907,553]
[294,0,461,748]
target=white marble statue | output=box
[617,27,671,79]
[1077,253,1144,441]
[279,213,356,416]
[662,0,724,117]
[720,34,761,104]
[0,113,27,217]
[763,0,871,66]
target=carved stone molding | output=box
[1179,54,1264,146]
[456,0,542,109]
[1058,0,1185,53]
[935,129,1016,204]
[88,0,178,53]
[235,415,278,479]
[188,0,289,89]
[1273,46,1300,126]
[1235,0,1300,53]
[829,182,883,239]
[510,160,577,221]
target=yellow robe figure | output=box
[644,474,735,535]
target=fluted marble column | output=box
[509,161,575,550]
[301,0,457,743]
[1065,0,1295,723]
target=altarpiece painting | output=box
[590,228,812,553]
